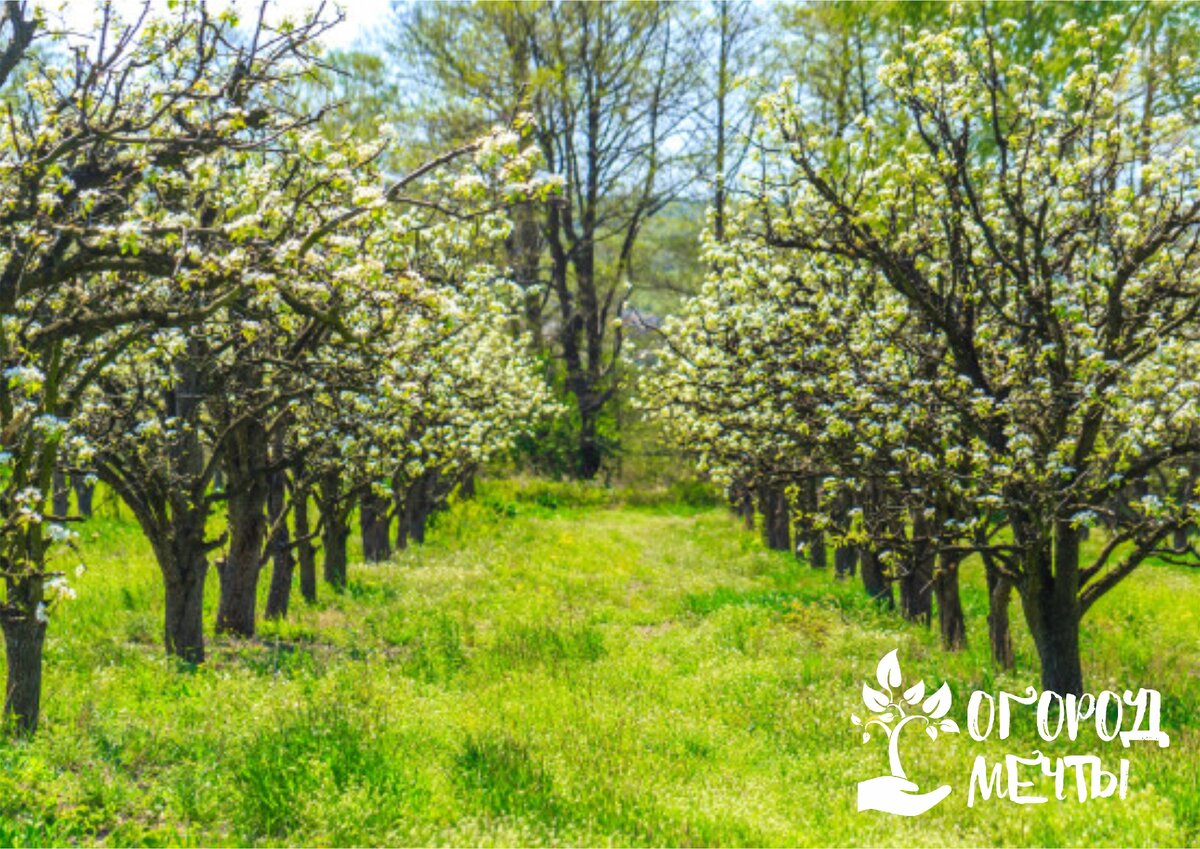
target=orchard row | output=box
[647,16,1200,694]
[0,5,555,732]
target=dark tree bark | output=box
[1173,525,1190,552]
[403,470,445,546]
[834,545,858,579]
[405,478,429,546]
[1018,523,1084,695]
[799,478,826,567]
[458,468,477,501]
[264,455,294,620]
[984,555,1014,669]
[830,491,857,578]
[1025,601,1083,696]
[71,475,94,518]
[899,509,933,624]
[859,547,892,608]
[319,470,350,589]
[51,471,70,519]
[1,592,46,735]
[294,484,317,604]
[758,483,790,551]
[934,552,966,650]
[1173,464,1196,550]
[215,420,270,637]
[360,490,391,563]
[740,493,755,532]
[159,518,209,663]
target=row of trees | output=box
[0,2,555,733]
[647,7,1200,695]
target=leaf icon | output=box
[903,680,925,705]
[851,714,862,726]
[863,683,889,713]
[922,682,952,719]
[876,649,902,691]
[862,732,870,743]
[939,719,959,734]
[927,725,938,740]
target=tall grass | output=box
[0,479,1194,846]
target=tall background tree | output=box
[387,0,704,478]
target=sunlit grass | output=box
[1,480,1195,846]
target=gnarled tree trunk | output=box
[72,475,94,518]
[799,478,826,568]
[264,458,294,620]
[216,420,270,637]
[1018,523,1084,695]
[898,508,934,624]
[1,608,46,734]
[360,489,391,563]
[984,558,1014,669]
[319,470,349,590]
[834,545,858,579]
[158,512,210,663]
[758,483,791,552]
[934,552,966,650]
[860,547,892,608]
[51,470,70,519]
[2,570,45,735]
[294,484,316,603]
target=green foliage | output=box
[0,479,1196,846]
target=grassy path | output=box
[3,481,1197,846]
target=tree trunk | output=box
[1025,602,1083,695]
[51,470,70,518]
[934,553,966,650]
[392,472,407,550]
[984,560,1014,669]
[294,484,316,604]
[458,468,477,501]
[898,552,934,623]
[1,598,46,735]
[72,475,94,518]
[834,545,857,579]
[806,535,827,568]
[1012,522,1089,695]
[740,493,755,532]
[160,523,209,663]
[404,472,435,546]
[832,492,857,578]
[860,547,892,608]
[215,421,270,638]
[578,404,603,480]
[1017,524,1084,695]
[406,484,428,545]
[264,462,294,621]
[758,483,790,552]
[360,490,391,563]
[319,470,349,590]
[899,509,934,624]
[799,478,826,568]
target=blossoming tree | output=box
[654,14,1200,694]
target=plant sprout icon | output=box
[852,649,959,816]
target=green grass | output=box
[2,479,1196,846]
